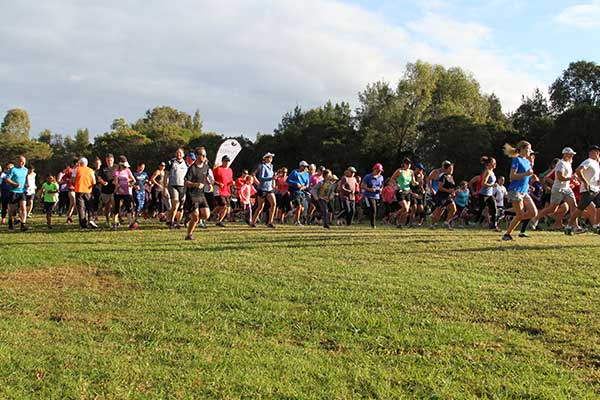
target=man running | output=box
[5,156,29,231]
[361,163,385,228]
[184,148,211,240]
[73,157,98,229]
[133,162,149,221]
[287,161,310,226]
[213,155,234,227]
[164,148,188,229]
[97,154,117,225]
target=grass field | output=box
[1,220,599,399]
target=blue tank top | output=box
[479,171,496,197]
[431,169,442,192]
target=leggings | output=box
[337,197,355,225]
[1,193,9,219]
[476,195,497,227]
[364,198,378,227]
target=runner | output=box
[164,148,188,229]
[133,162,149,221]
[239,174,254,225]
[149,162,166,219]
[251,152,276,228]
[307,165,323,224]
[97,154,117,225]
[566,145,600,234]
[361,163,384,228]
[313,169,336,229]
[73,157,98,229]
[531,147,578,233]
[453,181,471,227]
[213,155,234,227]
[409,163,426,226]
[112,156,137,230]
[25,165,36,218]
[474,156,500,231]
[0,163,13,224]
[40,174,59,229]
[336,167,357,226]
[60,160,77,223]
[430,161,457,230]
[275,168,291,224]
[91,157,102,223]
[287,161,310,226]
[502,141,537,241]
[390,158,414,228]
[5,156,29,231]
[184,148,211,240]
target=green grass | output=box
[1,220,599,399]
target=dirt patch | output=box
[0,266,122,294]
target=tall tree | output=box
[550,60,600,113]
[192,110,203,134]
[1,109,31,141]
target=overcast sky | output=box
[1,0,599,139]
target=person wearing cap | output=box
[313,169,336,228]
[97,153,117,225]
[73,157,98,229]
[390,158,415,228]
[337,166,358,225]
[501,141,537,241]
[531,147,578,232]
[408,162,426,226]
[251,152,277,228]
[185,152,196,167]
[4,155,29,231]
[429,161,457,230]
[183,147,212,240]
[566,145,600,234]
[287,161,310,226]
[213,155,234,227]
[112,156,137,230]
[361,163,384,228]
[164,148,188,229]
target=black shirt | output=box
[437,174,456,199]
[100,165,117,194]
[185,162,210,200]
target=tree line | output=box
[2,60,600,181]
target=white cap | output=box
[299,160,309,167]
[562,147,576,155]
[263,152,275,159]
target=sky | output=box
[1,0,599,139]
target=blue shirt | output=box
[7,166,28,194]
[455,189,469,207]
[133,171,149,192]
[287,169,310,194]
[507,157,531,193]
[257,162,274,192]
[431,169,442,192]
[362,173,384,200]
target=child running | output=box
[41,174,59,229]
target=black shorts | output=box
[185,195,210,212]
[216,195,231,207]
[25,194,34,202]
[10,192,26,204]
[204,192,215,210]
[396,190,412,203]
[44,202,56,213]
[276,192,291,212]
[578,191,600,211]
[434,194,454,209]
[114,194,133,213]
[257,190,273,199]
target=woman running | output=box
[25,165,37,218]
[390,158,414,228]
[502,141,537,241]
[474,156,500,231]
[275,168,291,224]
[112,157,137,230]
[150,162,166,220]
[430,161,457,230]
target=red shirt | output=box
[213,166,233,197]
[275,175,289,193]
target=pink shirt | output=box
[240,184,253,205]
[114,168,134,195]
[275,175,289,193]
[381,186,396,203]
[309,173,322,188]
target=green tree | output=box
[192,110,203,134]
[1,109,31,141]
[550,60,600,113]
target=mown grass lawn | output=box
[0,220,599,399]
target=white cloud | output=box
[555,1,600,29]
[0,0,544,138]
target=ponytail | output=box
[503,144,519,158]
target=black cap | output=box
[222,155,231,161]
[589,145,600,151]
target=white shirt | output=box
[578,158,600,193]
[552,159,572,191]
[25,173,37,196]
[493,185,507,207]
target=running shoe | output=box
[215,221,225,227]
[88,220,99,229]
[199,221,207,229]
[129,222,139,230]
[501,234,513,241]
[20,223,28,232]
[530,218,539,230]
[444,222,453,230]
[185,235,195,241]
[518,233,530,238]
[266,223,276,229]
[250,222,257,228]
[574,226,587,235]
[564,226,573,236]
[294,221,303,227]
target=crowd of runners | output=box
[1,141,600,241]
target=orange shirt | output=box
[74,166,95,193]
